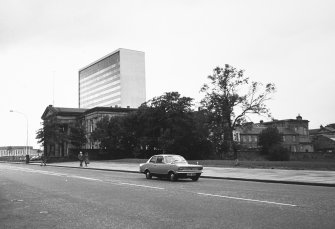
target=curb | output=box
[25,162,335,187]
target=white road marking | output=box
[197,192,297,207]
[119,182,165,190]
[69,175,102,181]
[3,165,164,190]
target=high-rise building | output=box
[79,48,146,109]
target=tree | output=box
[36,118,73,157]
[258,126,290,161]
[69,120,87,149]
[36,119,65,148]
[200,64,276,159]
[136,92,196,157]
[258,126,282,154]
[90,116,132,158]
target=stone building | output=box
[40,105,136,158]
[82,106,137,149]
[310,124,335,153]
[235,115,314,152]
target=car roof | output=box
[152,154,181,157]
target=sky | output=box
[0,0,334,149]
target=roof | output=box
[83,106,137,115]
[151,154,183,157]
[309,126,335,136]
[319,134,335,142]
[236,124,297,135]
[262,119,309,125]
[309,129,320,135]
[79,48,144,72]
[323,126,335,132]
[41,105,137,120]
[41,105,87,119]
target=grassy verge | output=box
[110,158,335,171]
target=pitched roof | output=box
[41,105,87,119]
[83,106,137,115]
[320,134,335,142]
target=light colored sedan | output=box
[139,154,203,181]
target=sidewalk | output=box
[28,161,335,187]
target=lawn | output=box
[110,158,335,171]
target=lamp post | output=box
[10,110,29,156]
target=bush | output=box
[267,144,290,161]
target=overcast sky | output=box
[1,0,334,149]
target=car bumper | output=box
[175,171,202,178]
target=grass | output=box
[2,156,335,171]
[109,158,335,171]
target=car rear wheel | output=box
[145,170,152,179]
[168,172,177,181]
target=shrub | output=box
[267,144,290,161]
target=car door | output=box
[155,156,169,175]
[148,156,158,174]
[146,156,157,173]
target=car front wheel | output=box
[145,170,152,179]
[191,175,200,181]
[168,172,177,181]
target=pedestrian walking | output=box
[78,151,84,167]
[40,153,47,166]
[84,152,89,167]
[25,154,30,164]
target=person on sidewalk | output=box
[25,154,30,164]
[84,152,89,167]
[78,151,84,167]
[40,153,47,166]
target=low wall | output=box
[289,152,335,161]
[234,151,335,161]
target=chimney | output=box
[296,114,302,120]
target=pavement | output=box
[22,160,335,187]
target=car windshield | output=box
[165,155,187,164]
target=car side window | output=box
[165,156,173,164]
[156,156,164,163]
[149,156,157,163]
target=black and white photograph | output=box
[0,0,335,228]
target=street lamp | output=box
[10,110,29,156]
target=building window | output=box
[293,136,296,142]
[248,136,252,142]
[90,120,94,133]
[283,136,286,142]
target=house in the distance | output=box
[309,124,335,153]
[235,115,314,152]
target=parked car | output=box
[30,155,42,161]
[139,154,203,181]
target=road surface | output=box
[1,163,334,228]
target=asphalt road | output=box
[1,163,334,229]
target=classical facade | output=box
[82,106,137,149]
[235,115,314,152]
[41,106,87,158]
[41,105,136,158]
[79,48,146,109]
[0,146,40,157]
